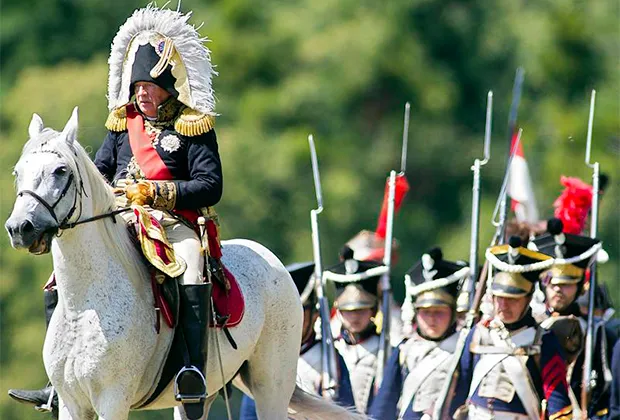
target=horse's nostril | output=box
[21,220,34,234]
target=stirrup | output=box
[34,386,55,413]
[173,366,207,404]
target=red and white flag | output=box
[507,133,539,223]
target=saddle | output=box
[130,205,245,331]
[130,206,244,410]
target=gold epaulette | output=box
[175,108,215,137]
[105,106,127,131]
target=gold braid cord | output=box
[175,107,215,137]
[152,181,177,211]
[105,106,128,131]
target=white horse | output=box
[5,108,366,420]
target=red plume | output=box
[553,176,592,235]
[375,174,410,238]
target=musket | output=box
[307,134,339,399]
[433,123,525,420]
[499,68,525,242]
[456,91,492,313]
[375,102,411,388]
[375,170,397,389]
[581,90,599,418]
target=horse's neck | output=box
[52,219,146,310]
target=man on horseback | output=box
[9,5,221,418]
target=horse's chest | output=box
[45,310,122,384]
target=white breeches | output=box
[120,208,203,285]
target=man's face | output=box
[339,308,374,334]
[493,295,531,324]
[416,306,453,339]
[546,283,578,312]
[134,81,171,118]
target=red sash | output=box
[126,104,199,224]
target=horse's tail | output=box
[288,385,369,420]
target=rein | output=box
[17,151,131,233]
[59,207,131,230]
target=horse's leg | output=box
[92,388,131,420]
[173,394,217,420]
[243,332,299,420]
[57,393,96,420]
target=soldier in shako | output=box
[324,247,387,414]
[531,218,618,419]
[9,5,222,419]
[238,262,354,419]
[369,247,468,420]
[449,236,573,420]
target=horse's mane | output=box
[23,128,148,284]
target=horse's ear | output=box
[28,114,44,139]
[61,107,79,145]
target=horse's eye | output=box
[53,166,67,176]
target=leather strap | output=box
[398,347,451,419]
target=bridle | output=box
[16,150,129,233]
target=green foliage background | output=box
[1,0,618,418]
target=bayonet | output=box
[581,90,599,418]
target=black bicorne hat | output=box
[130,43,180,100]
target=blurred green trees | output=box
[1,0,618,418]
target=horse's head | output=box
[6,107,85,254]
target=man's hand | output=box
[125,181,155,206]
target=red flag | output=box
[507,133,539,223]
[375,174,410,238]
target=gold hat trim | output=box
[492,271,533,297]
[414,290,455,308]
[489,244,552,262]
[543,265,583,285]
[335,284,377,311]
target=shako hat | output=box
[404,247,468,310]
[325,247,385,311]
[529,218,601,285]
[486,236,554,298]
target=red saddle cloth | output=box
[211,265,244,328]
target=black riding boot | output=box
[175,283,212,420]
[8,289,59,417]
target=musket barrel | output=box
[375,170,397,388]
[307,134,338,398]
[460,91,492,312]
[582,90,599,413]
